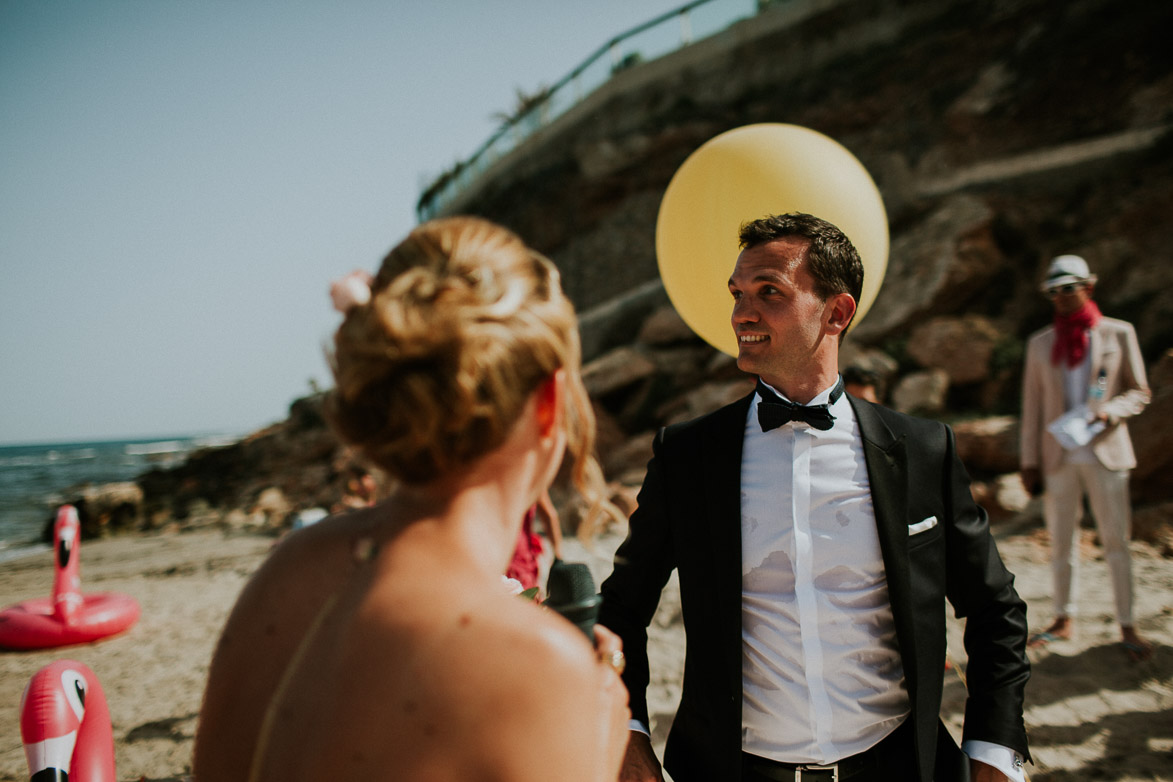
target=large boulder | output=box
[891,369,950,415]
[1129,349,1173,506]
[582,345,657,398]
[637,304,698,346]
[953,416,1020,476]
[645,344,720,393]
[969,473,1032,523]
[906,315,1003,385]
[65,482,144,539]
[850,195,1006,343]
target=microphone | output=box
[544,559,600,639]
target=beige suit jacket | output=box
[1020,316,1150,474]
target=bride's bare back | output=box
[196,505,628,782]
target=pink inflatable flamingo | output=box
[0,506,140,650]
[20,659,116,782]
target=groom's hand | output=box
[619,731,664,782]
[970,758,1013,782]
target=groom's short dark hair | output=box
[738,212,864,305]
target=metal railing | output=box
[416,0,762,221]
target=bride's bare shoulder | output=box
[340,588,610,780]
[385,570,591,656]
[239,507,384,600]
[205,507,387,701]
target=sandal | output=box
[1122,640,1153,662]
[1027,631,1068,648]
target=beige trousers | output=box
[1043,462,1134,626]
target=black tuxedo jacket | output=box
[598,392,1030,782]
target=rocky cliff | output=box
[439,0,1172,369]
[66,0,1172,544]
[435,0,1173,531]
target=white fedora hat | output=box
[1042,254,1097,292]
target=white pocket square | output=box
[908,516,938,535]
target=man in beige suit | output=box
[1020,255,1152,660]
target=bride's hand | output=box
[593,624,631,779]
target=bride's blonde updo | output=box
[328,217,598,502]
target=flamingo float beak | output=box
[24,733,76,781]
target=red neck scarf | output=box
[1051,300,1101,367]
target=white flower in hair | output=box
[331,270,373,313]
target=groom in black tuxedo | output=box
[598,213,1030,782]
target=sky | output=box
[0,0,697,445]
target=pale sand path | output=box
[0,518,1169,781]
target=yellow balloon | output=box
[656,123,888,356]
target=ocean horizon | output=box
[0,433,240,552]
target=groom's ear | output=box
[824,292,857,336]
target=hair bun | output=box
[329,219,567,483]
[327,217,617,531]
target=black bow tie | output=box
[756,379,844,432]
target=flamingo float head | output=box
[20,659,115,782]
[51,505,83,624]
[20,660,88,780]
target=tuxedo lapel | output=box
[849,397,916,656]
[696,393,753,705]
[704,394,751,498]
[704,393,752,614]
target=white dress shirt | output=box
[741,379,908,763]
[1062,352,1097,464]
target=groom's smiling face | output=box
[728,237,830,388]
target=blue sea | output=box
[0,434,239,558]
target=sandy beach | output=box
[1,513,1170,781]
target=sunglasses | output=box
[1046,283,1086,298]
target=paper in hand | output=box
[1047,405,1106,450]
